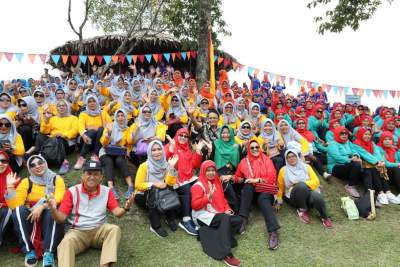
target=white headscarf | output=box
[118,90,135,113]
[166,95,186,118]
[236,121,254,140]
[56,99,71,117]
[260,118,279,147]
[27,155,57,195]
[0,93,17,114]
[234,97,248,119]
[84,95,101,117]
[110,109,128,145]
[146,140,169,183]
[0,114,17,146]
[147,89,162,115]
[277,119,302,144]
[222,102,237,124]
[136,105,157,139]
[283,149,309,188]
[19,96,40,123]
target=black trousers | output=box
[308,155,324,175]
[80,128,103,157]
[287,182,329,219]
[0,207,12,245]
[387,167,400,191]
[135,192,176,229]
[34,133,75,155]
[176,183,192,218]
[9,157,23,174]
[363,168,390,193]
[271,155,285,174]
[332,162,363,186]
[100,154,130,182]
[221,182,239,214]
[238,184,279,233]
[18,124,35,150]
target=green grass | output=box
[2,154,400,266]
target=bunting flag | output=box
[125,55,132,64]
[366,89,372,97]
[190,51,197,58]
[70,55,79,65]
[358,89,364,96]
[79,55,88,64]
[138,55,144,64]
[248,67,254,75]
[390,90,396,98]
[145,54,152,63]
[103,55,112,64]
[171,53,176,62]
[163,53,170,62]
[208,27,216,95]
[326,84,332,93]
[28,54,37,64]
[111,55,119,64]
[51,54,61,64]
[96,55,103,64]
[289,77,295,85]
[15,53,24,63]
[181,52,187,60]
[4,53,14,62]
[153,54,159,62]
[119,55,126,64]
[62,55,69,65]
[88,55,95,65]
[0,52,3,62]
[238,64,244,72]
[269,73,275,82]
[38,54,47,64]
[186,52,191,59]
[352,88,359,95]
[133,55,138,64]
[176,52,182,60]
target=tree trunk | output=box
[196,0,211,90]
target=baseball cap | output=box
[83,160,103,172]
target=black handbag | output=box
[105,145,127,156]
[41,137,66,166]
[147,187,181,213]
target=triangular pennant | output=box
[163,53,171,62]
[133,55,138,64]
[190,51,197,58]
[176,52,182,59]
[312,82,319,88]
[306,81,312,89]
[269,73,275,82]
[338,87,344,95]
[79,55,87,65]
[247,67,254,75]
[344,87,349,95]
[88,55,95,65]
[38,54,47,64]
[28,54,37,64]
[61,55,69,65]
[153,54,159,62]
[289,77,295,85]
[297,79,302,87]
[352,88,359,95]
[214,55,218,62]
[0,52,3,62]
[217,57,223,65]
[232,62,239,71]
[373,90,379,98]
[254,69,260,77]
[103,55,112,64]
[378,90,384,98]
[397,91,400,98]
[171,53,176,62]
[70,55,79,65]
[119,55,126,64]
[138,55,145,63]
[181,52,187,60]
[358,89,364,96]
[366,89,372,97]
[223,58,231,68]
[326,85,332,93]
[15,53,24,63]
[383,90,389,99]
[96,55,104,64]
[4,53,14,62]
[111,55,119,64]
[186,52,191,59]
[145,54,152,63]
[280,75,286,83]
[333,86,338,95]
[390,90,396,98]
[125,55,132,64]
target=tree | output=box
[308,0,395,34]
[68,0,93,55]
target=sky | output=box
[1,0,399,110]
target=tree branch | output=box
[78,0,92,36]
[67,0,80,37]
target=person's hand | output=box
[106,123,113,133]
[377,161,385,168]
[225,209,234,215]
[274,203,281,212]
[124,192,135,211]
[245,178,259,184]
[195,141,204,154]
[154,182,167,189]
[6,172,19,189]
[168,154,179,169]
[44,110,53,122]
[128,64,136,70]
[27,204,45,223]
[187,105,196,115]
[2,142,12,151]
[220,175,232,183]
[141,93,150,104]
[166,135,175,152]
[110,100,118,108]
[82,134,92,144]
[46,193,57,211]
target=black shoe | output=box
[268,231,279,250]
[239,218,247,235]
[166,219,178,232]
[150,226,168,237]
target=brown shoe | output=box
[223,254,241,267]
[268,231,279,250]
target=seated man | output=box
[48,160,135,267]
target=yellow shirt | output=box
[78,111,112,136]
[104,102,139,122]
[127,122,168,144]
[218,116,241,131]
[40,115,79,140]
[135,162,176,192]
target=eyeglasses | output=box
[242,125,251,129]
[0,159,9,164]
[171,98,179,102]
[142,110,152,114]
[340,131,348,136]
[0,122,11,128]
[18,102,27,107]
[29,160,45,168]
[297,121,305,125]
[34,94,44,98]
[0,98,11,102]
[250,145,260,151]
[179,134,189,139]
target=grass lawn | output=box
[2,154,400,266]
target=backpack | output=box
[341,196,359,220]
[40,137,66,166]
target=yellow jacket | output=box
[277,165,320,202]
[104,102,139,122]
[100,127,130,150]
[78,111,112,136]
[127,122,168,144]
[12,134,25,156]
[218,116,241,130]
[40,115,79,140]
[6,176,66,209]
[135,162,176,192]
[257,132,284,151]
[234,135,258,146]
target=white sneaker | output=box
[323,172,332,181]
[377,193,389,205]
[386,192,400,204]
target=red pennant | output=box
[186,52,191,59]
[153,54,159,62]
[96,55,104,64]
[138,55,144,63]
[280,75,286,83]
[306,81,312,89]
[39,54,47,64]
[289,77,294,85]
[223,58,231,68]
[358,89,364,96]
[326,85,332,93]
[112,55,119,64]
[28,54,36,64]
[0,52,3,62]
[88,55,95,65]
[352,88,359,95]
[378,90,384,98]
[390,90,396,98]
[232,62,239,71]
[373,90,380,98]
[171,53,176,62]
[217,57,223,65]
[190,51,197,58]
[176,52,182,59]
[132,55,138,64]
[61,55,69,65]
[4,52,14,62]
[397,91,400,98]
[70,55,79,65]
[119,55,126,64]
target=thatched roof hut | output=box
[48,30,236,74]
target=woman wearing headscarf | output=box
[165,94,188,137]
[200,81,217,109]
[36,99,79,174]
[191,160,242,267]
[277,119,311,156]
[99,109,133,200]
[128,105,167,164]
[108,76,126,101]
[105,90,138,125]
[218,102,241,131]
[325,119,341,143]
[0,151,13,245]
[374,118,399,146]
[15,96,40,152]
[180,85,196,109]
[145,89,165,122]
[234,140,280,250]
[210,125,241,213]
[74,95,112,170]
[6,155,65,267]
[248,103,266,135]
[307,104,328,140]
[130,77,143,107]
[277,149,332,228]
[234,97,248,121]
[351,128,395,205]
[165,128,203,236]
[0,92,17,117]
[82,80,106,107]
[135,140,179,237]
[235,121,257,146]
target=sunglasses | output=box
[142,110,152,114]
[171,98,179,102]
[225,106,233,109]
[34,94,45,97]
[340,131,348,136]
[201,101,209,105]
[0,159,9,164]
[0,122,11,128]
[297,121,305,125]
[0,98,11,102]
[242,125,251,129]
[179,134,189,139]
[316,110,323,113]
[29,160,45,168]
[18,103,27,107]
[250,145,260,150]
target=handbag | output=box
[105,145,127,156]
[355,189,376,220]
[340,196,359,220]
[41,137,66,166]
[147,187,181,213]
[135,139,149,156]
[245,157,278,194]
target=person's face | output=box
[123,82,129,90]
[29,157,46,176]
[133,81,140,91]
[0,96,11,109]
[117,79,124,87]
[177,131,189,145]
[339,130,348,142]
[88,98,97,110]
[395,119,400,128]
[249,142,260,157]
[116,111,125,125]
[95,82,102,90]
[387,121,395,131]
[200,100,209,109]
[57,102,67,115]
[345,105,352,112]
[221,127,230,142]
[205,166,216,180]
[0,118,11,134]
[306,102,312,109]
[264,122,273,133]
[142,108,152,120]
[207,112,219,126]
[299,108,306,117]
[332,121,340,129]
[182,89,189,97]
[171,97,179,107]
[286,152,298,166]
[383,137,393,147]
[385,111,393,119]
[87,81,94,89]
[34,91,45,103]
[82,170,103,189]
[69,80,77,90]
[362,119,370,127]
[0,154,9,173]
[286,100,292,107]
[225,104,233,114]
[238,100,245,110]
[156,80,162,89]
[251,106,259,116]
[56,90,65,100]
[334,111,341,119]
[124,92,132,102]
[19,89,29,97]
[279,122,289,134]
[225,93,232,100]
[50,84,57,92]
[151,143,163,161]
[316,109,323,117]
[204,82,210,91]
[362,131,372,142]
[18,101,28,113]
[150,91,158,101]
[297,120,306,130]
[241,123,251,135]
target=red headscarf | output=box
[345,104,356,115]
[377,131,397,163]
[274,109,286,125]
[193,160,228,213]
[359,114,373,126]
[332,107,343,120]
[295,118,315,142]
[172,128,193,178]
[381,118,395,134]
[329,119,341,132]
[353,127,374,154]
[0,151,12,206]
[312,104,324,120]
[333,126,349,144]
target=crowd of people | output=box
[0,65,400,267]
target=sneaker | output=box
[377,193,389,205]
[73,156,86,170]
[179,220,198,236]
[268,231,279,250]
[150,226,168,237]
[111,187,120,200]
[375,200,382,208]
[24,250,38,267]
[90,154,100,162]
[322,218,333,229]
[166,219,178,232]
[344,184,360,198]
[42,251,55,267]
[386,192,400,204]
[239,217,248,235]
[297,209,310,224]
[125,186,134,200]
[223,254,241,267]
[323,172,332,182]
[58,161,69,175]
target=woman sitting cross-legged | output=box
[234,140,280,250]
[276,149,332,229]
[192,160,243,267]
[135,140,179,237]
[0,150,13,246]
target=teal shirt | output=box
[307,116,328,139]
[343,113,354,126]
[373,131,399,146]
[376,146,400,168]
[327,140,355,173]
[351,143,383,165]
[325,131,334,143]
